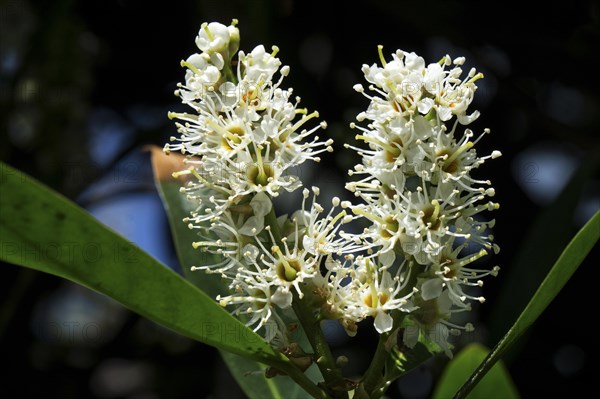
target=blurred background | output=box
[1,0,598,397]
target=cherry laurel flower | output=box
[165,22,500,357]
[344,46,501,356]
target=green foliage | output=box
[433,344,519,399]
[0,161,284,364]
[490,155,599,342]
[454,210,599,398]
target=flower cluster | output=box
[166,21,332,214]
[165,20,341,344]
[343,46,501,355]
[166,22,500,358]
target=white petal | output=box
[418,97,434,114]
[404,52,425,70]
[186,53,207,68]
[292,210,310,227]
[281,176,302,192]
[202,66,221,85]
[195,37,209,51]
[250,192,272,217]
[437,106,452,121]
[219,81,237,103]
[271,287,292,309]
[400,234,419,254]
[421,278,443,300]
[380,270,394,290]
[428,323,452,358]
[374,311,393,333]
[239,216,264,236]
[250,44,266,58]
[457,110,480,125]
[303,236,317,255]
[414,249,430,265]
[399,300,418,313]
[378,249,396,267]
[437,290,453,314]
[210,52,224,70]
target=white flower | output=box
[335,257,416,334]
[196,22,230,52]
[296,189,357,256]
[345,116,433,191]
[195,20,240,67]
[426,242,501,307]
[356,47,482,126]
[179,53,222,101]
[403,290,474,358]
[241,45,282,85]
[215,265,288,341]
[361,49,426,118]
[423,59,482,124]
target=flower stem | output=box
[292,292,346,398]
[361,331,390,395]
[262,200,345,397]
[276,358,332,399]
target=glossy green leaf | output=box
[455,210,600,398]
[432,344,519,399]
[385,342,432,380]
[221,351,322,399]
[149,148,322,399]
[0,161,284,365]
[147,146,226,299]
[490,154,599,342]
[371,341,431,398]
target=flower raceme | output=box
[165,20,500,359]
[345,47,501,355]
[165,20,338,344]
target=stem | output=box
[263,198,343,397]
[361,331,390,395]
[275,358,332,399]
[371,380,392,399]
[361,311,408,397]
[292,293,345,394]
[360,267,418,397]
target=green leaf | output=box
[362,337,432,399]
[489,154,599,343]
[0,161,284,365]
[149,148,322,399]
[147,146,226,299]
[385,342,432,381]
[381,341,432,391]
[221,351,322,399]
[220,352,284,399]
[454,210,600,398]
[432,344,519,399]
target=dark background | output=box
[1,0,599,398]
